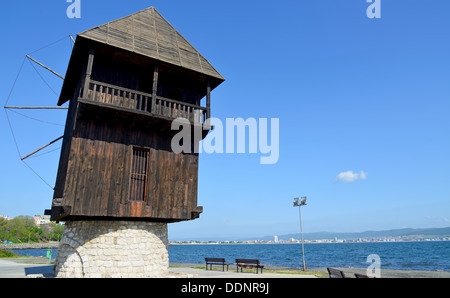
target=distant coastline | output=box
[170,226,450,243]
[3,227,449,248]
[4,240,449,248]
[169,239,450,245]
[5,240,450,250]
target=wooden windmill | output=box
[44,7,225,223]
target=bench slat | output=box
[235,259,264,274]
[205,258,226,263]
[327,267,346,278]
[205,258,229,271]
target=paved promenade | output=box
[0,259,316,278]
[0,259,54,278]
[1,259,449,278]
[169,266,316,278]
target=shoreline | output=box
[5,255,450,275]
[3,242,449,275]
[169,262,450,278]
[3,259,450,278]
[0,242,59,250]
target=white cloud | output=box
[335,170,368,183]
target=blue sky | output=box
[1,0,449,240]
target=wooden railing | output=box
[84,80,207,124]
[154,96,207,124]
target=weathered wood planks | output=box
[53,108,200,222]
[50,7,225,223]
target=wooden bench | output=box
[235,259,264,274]
[327,267,346,278]
[204,258,229,271]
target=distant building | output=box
[34,215,50,226]
[274,235,278,243]
[0,215,11,221]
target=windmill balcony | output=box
[79,80,208,124]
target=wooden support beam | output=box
[21,136,64,160]
[26,55,64,80]
[69,35,75,44]
[206,81,211,126]
[151,64,159,113]
[4,106,68,110]
[82,49,95,99]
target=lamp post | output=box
[293,196,307,271]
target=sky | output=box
[0,0,449,241]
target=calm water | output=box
[12,241,450,271]
[12,248,58,259]
[169,242,450,271]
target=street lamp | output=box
[293,196,307,271]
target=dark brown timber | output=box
[48,7,224,223]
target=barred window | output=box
[129,147,149,202]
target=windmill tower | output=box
[45,7,224,278]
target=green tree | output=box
[0,215,59,243]
[46,223,64,241]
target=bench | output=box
[204,258,229,271]
[327,267,346,278]
[235,259,264,274]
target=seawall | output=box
[0,242,59,250]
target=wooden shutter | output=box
[129,148,149,202]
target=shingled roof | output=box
[78,7,224,81]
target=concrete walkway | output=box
[1,259,449,278]
[0,259,316,278]
[0,259,54,278]
[169,266,316,278]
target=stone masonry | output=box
[54,220,169,278]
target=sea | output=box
[12,241,450,271]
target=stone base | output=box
[54,220,169,278]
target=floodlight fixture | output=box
[292,195,308,271]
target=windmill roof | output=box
[79,7,224,81]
